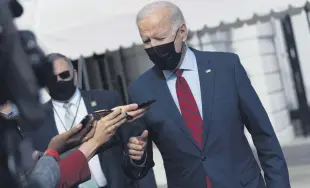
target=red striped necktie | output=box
[175,69,212,188]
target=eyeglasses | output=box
[55,70,71,80]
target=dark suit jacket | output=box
[23,89,135,188]
[122,49,290,188]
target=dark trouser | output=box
[136,169,157,188]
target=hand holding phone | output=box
[94,109,113,117]
[93,109,133,121]
[80,114,94,132]
[80,114,92,127]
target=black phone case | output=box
[93,109,113,120]
[138,100,156,108]
[80,114,92,128]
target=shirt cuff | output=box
[128,152,147,167]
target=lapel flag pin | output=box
[90,101,97,107]
[206,69,212,73]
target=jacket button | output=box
[201,156,207,161]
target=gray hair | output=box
[136,1,185,31]
[46,53,74,72]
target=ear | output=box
[180,24,188,42]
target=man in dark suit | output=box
[22,53,140,188]
[122,1,290,188]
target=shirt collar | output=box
[163,47,197,80]
[52,88,80,107]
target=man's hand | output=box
[47,120,95,154]
[127,130,148,160]
[113,103,148,123]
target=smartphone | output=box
[94,109,113,118]
[79,114,94,133]
[80,114,93,129]
[138,100,156,109]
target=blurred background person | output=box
[0,99,96,188]
[123,1,290,188]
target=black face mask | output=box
[47,78,76,102]
[145,29,183,70]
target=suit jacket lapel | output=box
[151,67,201,150]
[193,49,215,152]
[81,90,97,114]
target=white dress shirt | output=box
[163,47,203,118]
[52,89,107,187]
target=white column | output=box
[231,22,294,146]
[197,22,294,146]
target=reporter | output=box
[56,107,136,188]
[3,99,146,188]
[28,120,95,188]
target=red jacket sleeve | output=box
[57,150,91,188]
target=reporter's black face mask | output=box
[47,78,76,102]
[145,29,183,70]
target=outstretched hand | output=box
[92,108,127,146]
[47,117,95,154]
